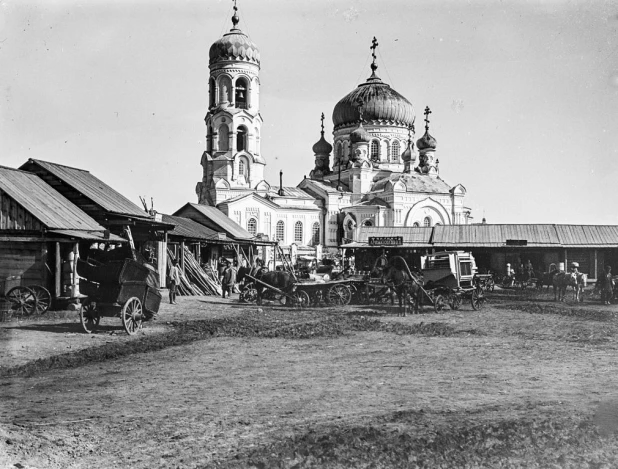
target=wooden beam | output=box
[55,242,61,297]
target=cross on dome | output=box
[231,0,239,28]
[370,37,379,74]
[320,112,325,135]
[424,106,432,131]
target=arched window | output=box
[236,126,247,152]
[370,140,379,161]
[294,221,303,243]
[218,75,232,103]
[391,140,400,161]
[238,158,248,181]
[235,77,248,109]
[209,78,215,108]
[276,221,285,242]
[247,218,257,235]
[207,125,213,152]
[413,222,420,227]
[312,222,320,245]
[218,125,229,151]
[423,216,432,227]
[363,219,373,227]
[336,143,343,164]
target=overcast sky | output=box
[2,0,618,224]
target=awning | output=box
[49,230,126,242]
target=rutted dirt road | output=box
[2,291,618,468]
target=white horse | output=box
[553,272,587,302]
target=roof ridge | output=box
[28,159,91,173]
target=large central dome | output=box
[332,76,415,130]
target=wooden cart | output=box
[77,258,161,335]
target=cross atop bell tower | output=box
[369,37,379,77]
[424,106,432,132]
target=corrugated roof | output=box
[0,166,107,231]
[21,159,147,217]
[357,226,433,246]
[175,203,254,240]
[268,187,314,199]
[432,224,562,247]
[162,214,223,241]
[554,225,618,247]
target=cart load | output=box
[77,258,162,335]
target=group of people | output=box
[218,257,265,299]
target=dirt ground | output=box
[2,288,618,468]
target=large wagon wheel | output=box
[121,297,143,335]
[28,285,52,314]
[471,289,484,310]
[434,294,447,313]
[293,290,310,309]
[328,284,351,306]
[80,301,100,334]
[240,287,258,303]
[448,293,462,310]
[6,286,37,316]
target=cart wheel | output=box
[328,284,351,306]
[28,285,52,314]
[240,287,258,303]
[80,301,100,334]
[6,286,37,316]
[121,297,143,335]
[471,289,484,310]
[293,290,310,308]
[448,294,462,310]
[434,294,446,313]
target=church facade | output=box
[195,6,471,254]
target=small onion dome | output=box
[332,76,415,130]
[350,123,370,143]
[416,130,437,151]
[401,141,415,162]
[209,29,260,67]
[312,134,333,155]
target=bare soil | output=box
[2,288,618,468]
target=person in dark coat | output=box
[599,265,614,305]
[221,261,237,299]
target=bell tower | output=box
[196,1,265,205]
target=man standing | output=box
[168,259,181,305]
[221,261,237,299]
[599,265,614,305]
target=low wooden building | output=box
[343,224,618,280]
[0,166,125,299]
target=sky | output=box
[1,0,618,224]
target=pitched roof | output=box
[161,214,222,241]
[20,159,147,218]
[371,172,452,193]
[352,226,433,247]
[433,224,562,247]
[0,166,107,231]
[173,203,254,240]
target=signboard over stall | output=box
[368,236,404,247]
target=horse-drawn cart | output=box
[420,251,486,312]
[77,258,161,335]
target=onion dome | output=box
[416,130,437,151]
[350,122,370,143]
[313,113,333,154]
[332,77,415,130]
[312,135,332,154]
[401,125,415,162]
[209,6,260,67]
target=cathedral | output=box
[195,5,471,255]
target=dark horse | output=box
[381,264,422,316]
[254,270,296,306]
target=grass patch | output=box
[498,303,618,322]
[0,314,474,378]
[222,411,616,468]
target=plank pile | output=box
[167,247,222,296]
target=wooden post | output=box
[55,242,61,298]
[70,242,78,298]
[180,241,186,274]
[594,249,598,280]
[564,249,567,271]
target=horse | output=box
[254,270,296,306]
[537,269,559,290]
[553,272,587,302]
[381,264,421,316]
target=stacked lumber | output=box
[167,247,222,296]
